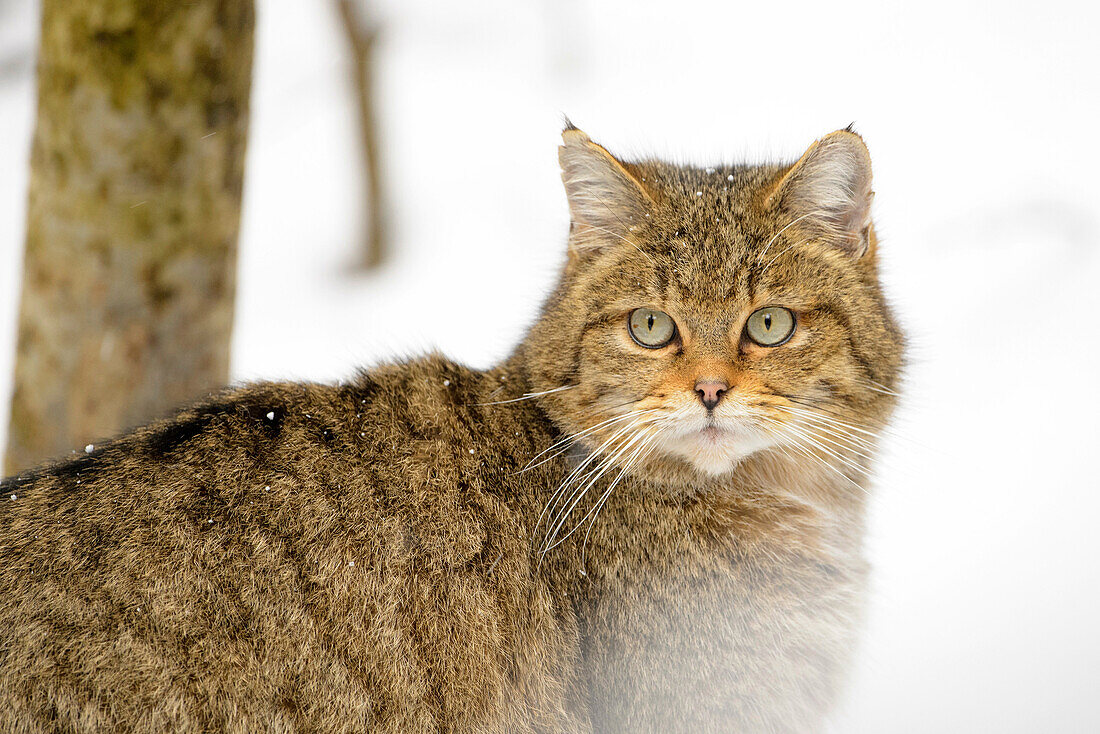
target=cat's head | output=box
[522,124,904,486]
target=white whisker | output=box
[475,384,575,406]
[774,403,882,440]
[579,427,666,566]
[759,417,868,494]
[542,422,657,554]
[573,220,655,265]
[756,209,823,263]
[542,425,647,551]
[518,411,646,474]
[773,409,879,457]
[761,236,813,274]
[778,421,873,479]
[534,413,656,541]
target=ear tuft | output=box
[558,126,654,249]
[768,130,874,257]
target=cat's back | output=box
[0,355,585,733]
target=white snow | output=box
[84,444,94,454]
[0,1,1099,731]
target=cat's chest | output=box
[569,488,862,648]
[565,492,864,731]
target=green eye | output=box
[628,308,676,348]
[745,307,796,346]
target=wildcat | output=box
[0,124,904,733]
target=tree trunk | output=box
[4,0,255,475]
[337,0,387,270]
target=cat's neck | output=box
[574,450,869,561]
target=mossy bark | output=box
[4,0,255,474]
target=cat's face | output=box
[524,127,904,485]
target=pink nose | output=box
[694,379,729,411]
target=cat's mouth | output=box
[668,416,746,444]
[655,416,775,476]
[698,424,732,443]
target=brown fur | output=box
[0,126,904,732]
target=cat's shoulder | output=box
[0,353,531,505]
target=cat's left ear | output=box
[559,124,655,249]
[767,129,875,257]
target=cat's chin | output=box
[659,424,774,478]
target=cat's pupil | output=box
[764,313,772,330]
[647,314,655,330]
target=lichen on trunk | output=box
[5,0,255,474]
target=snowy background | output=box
[2,0,1099,730]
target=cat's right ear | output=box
[559,124,655,256]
